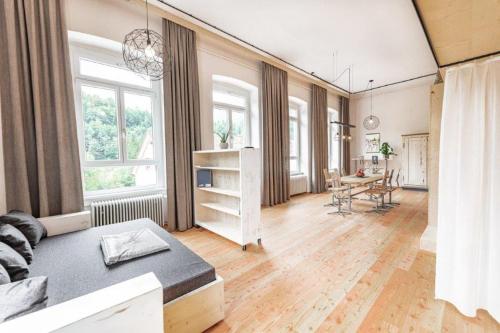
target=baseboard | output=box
[420,225,437,253]
[402,186,429,192]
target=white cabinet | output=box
[193,148,261,250]
[402,134,428,189]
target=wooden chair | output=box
[387,169,400,206]
[323,168,333,191]
[328,170,351,217]
[365,170,390,213]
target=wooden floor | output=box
[174,190,500,333]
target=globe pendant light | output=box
[123,0,168,80]
[363,79,380,130]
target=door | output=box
[404,135,428,187]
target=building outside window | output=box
[71,46,164,198]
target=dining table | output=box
[340,174,384,211]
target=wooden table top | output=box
[341,174,383,185]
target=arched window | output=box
[212,80,252,149]
[328,108,340,170]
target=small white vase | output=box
[219,142,229,149]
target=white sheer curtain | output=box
[436,57,499,322]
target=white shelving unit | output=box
[193,148,261,250]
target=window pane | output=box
[289,118,298,157]
[80,58,151,88]
[289,107,298,118]
[231,110,245,148]
[124,93,154,160]
[83,165,157,192]
[290,158,299,174]
[213,107,229,146]
[81,85,120,161]
[213,89,247,108]
[328,109,340,170]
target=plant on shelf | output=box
[214,122,231,149]
[379,142,396,159]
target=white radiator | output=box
[90,193,165,227]
[290,174,308,196]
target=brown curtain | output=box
[261,62,290,206]
[0,0,83,217]
[163,19,201,231]
[340,96,351,174]
[311,85,328,193]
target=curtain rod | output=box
[440,51,500,68]
[352,73,436,94]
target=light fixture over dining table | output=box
[363,79,380,130]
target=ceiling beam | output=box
[411,0,440,67]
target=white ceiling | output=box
[159,0,438,93]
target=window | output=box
[328,108,340,171]
[212,83,250,149]
[289,102,301,174]
[72,47,163,197]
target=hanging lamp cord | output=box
[370,80,373,118]
[146,0,150,41]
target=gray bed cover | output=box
[29,219,215,305]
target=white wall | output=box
[65,0,162,44]
[350,78,433,172]
[197,35,261,149]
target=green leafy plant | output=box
[379,142,396,158]
[214,123,231,144]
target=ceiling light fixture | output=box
[363,79,380,130]
[122,0,168,80]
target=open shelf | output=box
[194,166,240,172]
[193,148,261,249]
[200,203,240,217]
[197,187,241,198]
[195,220,242,245]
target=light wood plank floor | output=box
[174,190,499,332]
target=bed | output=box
[2,214,224,333]
[30,218,216,305]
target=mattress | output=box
[29,219,216,305]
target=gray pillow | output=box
[0,224,33,264]
[0,210,47,248]
[0,265,10,285]
[0,242,29,281]
[0,276,48,322]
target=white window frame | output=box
[71,45,164,199]
[328,108,340,171]
[212,81,251,148]
[289,101,302,175]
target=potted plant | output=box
[214,124,231,149]
[379,142,396,159]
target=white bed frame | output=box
[0,212,224,333]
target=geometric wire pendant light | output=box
[363,79,380,130]
[123,0,169,80]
